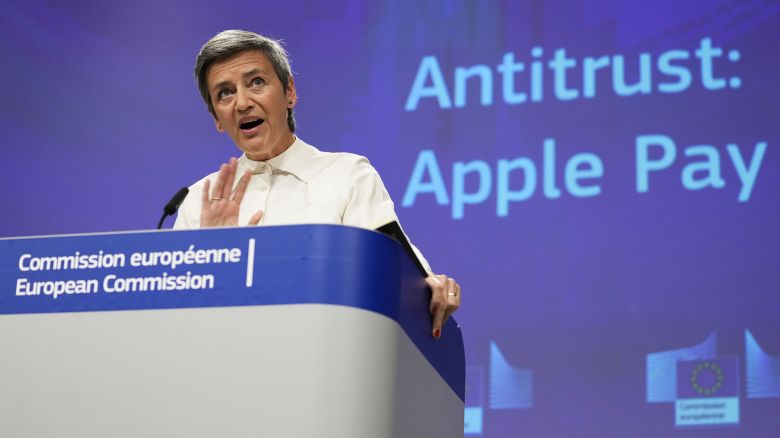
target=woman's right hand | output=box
[200,157,264,227]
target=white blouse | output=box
[173,137,431,273]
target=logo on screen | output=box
[675,358,739,427]
[689,361,724,396]
[646,330,780,429]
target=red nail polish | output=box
[433,329,441,339]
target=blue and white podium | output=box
[0,225,465,437]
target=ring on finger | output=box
[448,292,457,296]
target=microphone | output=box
[157,187,189,229]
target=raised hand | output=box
[200,157,264,227]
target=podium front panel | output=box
[0,225,465,437]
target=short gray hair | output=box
[194,30,296,132]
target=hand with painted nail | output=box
[425,274,461,339]
[200,157,264,227]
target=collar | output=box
[237,136,316,183]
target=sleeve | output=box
[342,157,397,230]
[172,181,204,230]
[343,157,433,274]
[172,175,213,230]
[409,238,433,275]
[171,202,192,229]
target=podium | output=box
[0,225,465,437]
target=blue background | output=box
[1,0,779,436]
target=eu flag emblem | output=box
[675,357,740,427]
[677,357,739,399]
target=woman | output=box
[174,30,460,338]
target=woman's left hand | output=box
[426,274,461,339]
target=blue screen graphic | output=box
[1,1,779,436]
